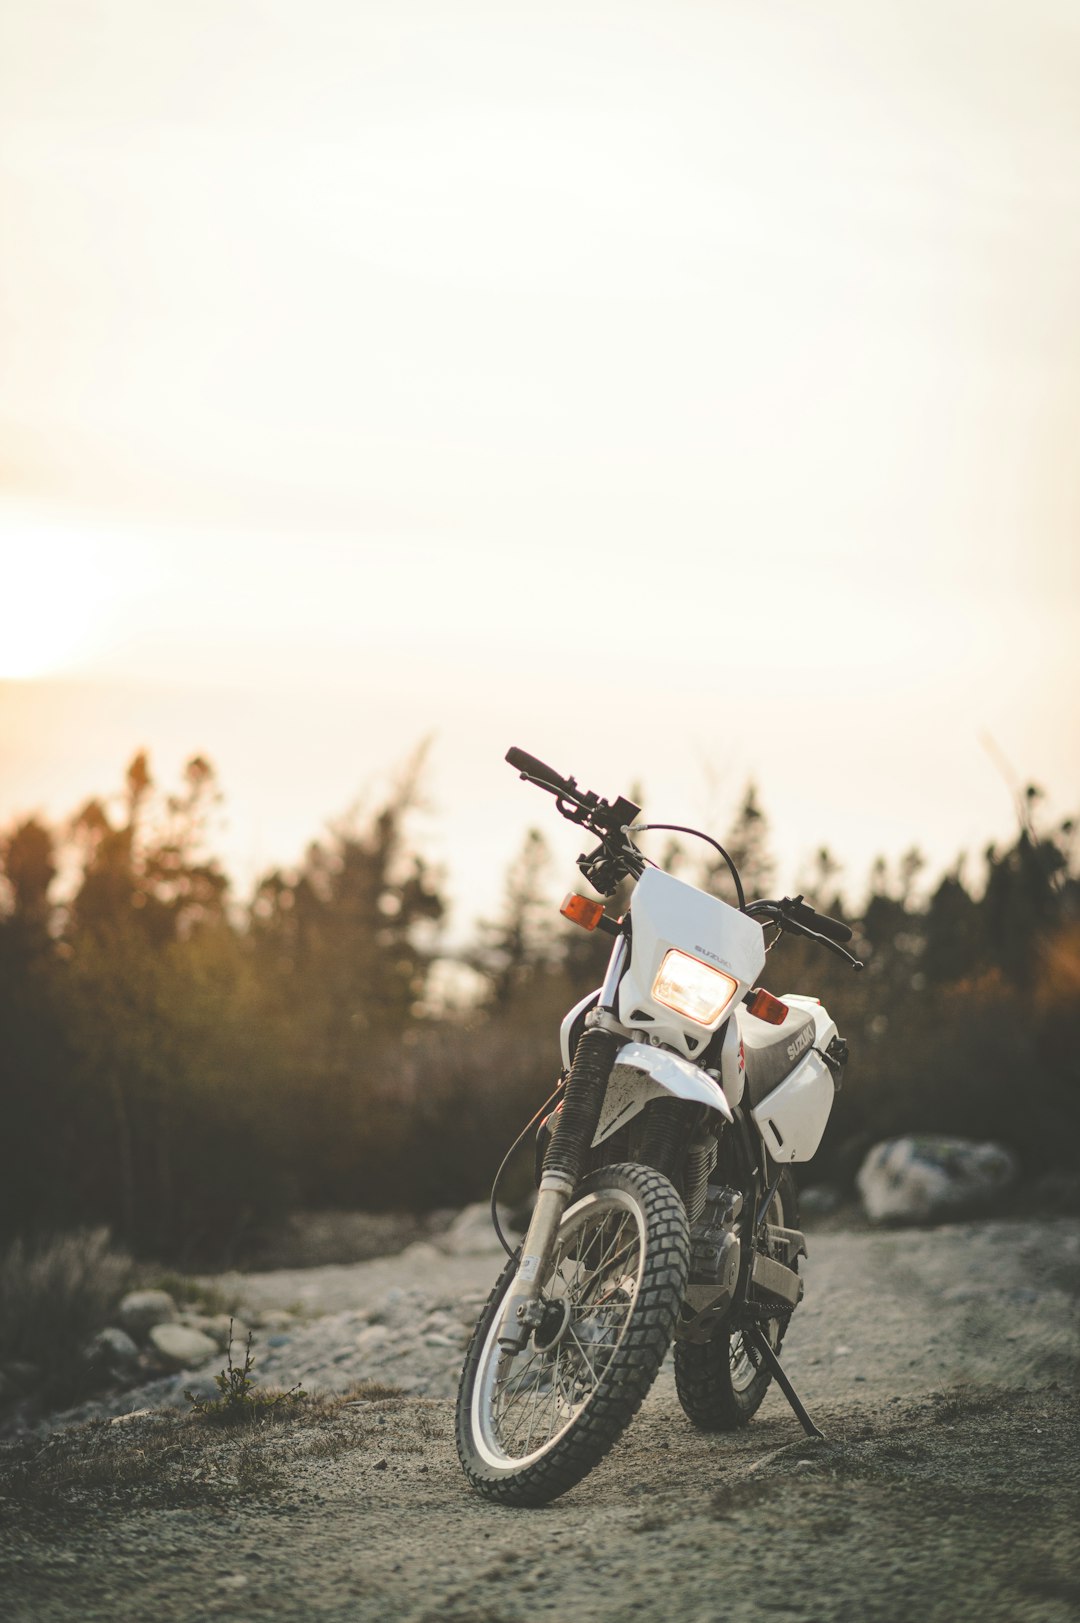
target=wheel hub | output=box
[532,1297,572,1352]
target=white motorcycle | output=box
[455,749,861,1506]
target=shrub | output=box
[0,1227,133,1391]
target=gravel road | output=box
[2,1216,1078,1623]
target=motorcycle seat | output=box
[737,1005,818,1108]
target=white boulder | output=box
[857,1136,1018,1223]
[148,1323,220,1370]
[117,1289,178,1340]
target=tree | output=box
[471,828,559,1008]
[699,781,774,904]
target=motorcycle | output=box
[455,748,861,1506]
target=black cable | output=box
[632,823,747,911]
[489,1081,566,1257]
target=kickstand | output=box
[742,1324,824,1441]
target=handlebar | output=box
[504,752,860,964]
[780,897,853,945]
[746,895,863,970]
[505,746,643,894]
[505,747,575,798]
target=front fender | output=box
[591,1041,733,1147]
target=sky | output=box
[1,0,1078,938]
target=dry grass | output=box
[0,1380,407,1514]
[0,1229,133,1397]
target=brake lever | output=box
[759,905,862,970]
[798,924,864,971]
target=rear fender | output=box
[592,1041,733,1147]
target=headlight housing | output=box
[651,949,738,1026]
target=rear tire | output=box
[674,1168,798,1431]
[456,1162,689,1506]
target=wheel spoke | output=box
[566,1325,602,1387]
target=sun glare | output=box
[0,514,130,679]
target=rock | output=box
[118,1290,178,1340]
[178,1312,215,1333]
[202,1313,250,1351]
[438,1202,513,1256]
[256,1310,295,1331]
[147,1323,220,1370]
[398,1241,442,1265]
[355,1325,391,1353]
[82,1327,141,1375]
[856,1136,1018,1224]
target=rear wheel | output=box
[456,1162,689,1506]
[674,1169,798,1431]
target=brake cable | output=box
[627,823,746,911]
[489,1080,566,1257]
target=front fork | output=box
[496,1026,621,1352]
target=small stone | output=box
[373,1458,388,1471]
[83,1327,141,1374]
[356,1325,391,1353]
[148,1323,219,1370]
[118,1290,178,1340]
[398,1241,442,1264]
[202,1314,249,1351]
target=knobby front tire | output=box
[455,1163,690,1507]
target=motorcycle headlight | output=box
[651,949,738,1026]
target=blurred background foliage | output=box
[1,753,1077,1263]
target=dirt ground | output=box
[2,1217,1078,1623]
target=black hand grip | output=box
[787,898,853,945]
[505,747,571,795]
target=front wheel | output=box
[456,1162,690,1506]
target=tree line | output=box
[1,752,1076,1261]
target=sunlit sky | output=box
[1,0,1078,937]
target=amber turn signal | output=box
[745,987,789,1025]
[560,893,606,931]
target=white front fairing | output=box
[617,868,766,1061]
